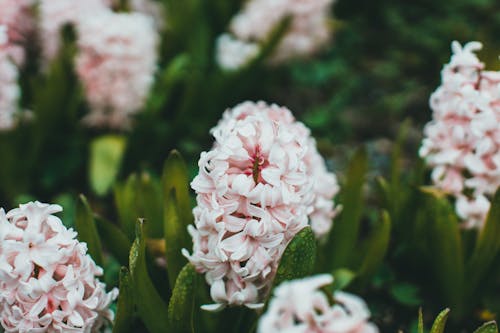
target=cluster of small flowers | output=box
[0,0,34,66]
[0,26,21,131]
[216,0,335,70]
[420,41,500,228]
[0,202,118,332]
[258,274,379,333]
[184,101,340,310]
[75,10,158,129]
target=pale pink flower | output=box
[38,0,111,63]
[0,0,34,66]
[215,34,259,71]
[0,25,20,130]
[184,101,339,310]
[75,10,159,129]
[258,274,379,333]
[0,202,118,332]
[420,41,500,228]
[218,0,335,66]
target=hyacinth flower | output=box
[0,201,118,332]
[420,41,500,229]
[216,0,336,70]
[258,274,378,333]
[183,101,340,310]
[0,25,20,130]
[75,10,159,129]
[0,0,34,66]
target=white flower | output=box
[258,274,379,333]
[0,25,20,131]
[0,202,118,332]
[216,34,259,71]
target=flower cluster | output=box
[0,26,21,131]
[75,10,158,129]
[216,0,335,69]
[0,202,118,332]
[258,274,379,333]
[420,41,500,228]
[184,101,339,310]
[38,0,111,63]
[0,0,34,66]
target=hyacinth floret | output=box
[0,25,21,131]
[0,201,118,332]
[257,274,379,333]
[420,41,500,228]
[184,101,339,310]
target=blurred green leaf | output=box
[136,172,163,238]
[95,216,132,266]
[327,148,368,269]
[331,268,356,291]
[357,210,391,287]
[429,308,450,333]
[473,321,498,333]
[168,264,197,333]
[114,174,139,240]
[90,135,127,196]
[113,267,135,333]
[164,189,189,290]
[467,188,500,295]
[129,220,169,332]
[390,283,422,306]
[273,227,317,288]
[75,195,103,267]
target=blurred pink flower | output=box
[217,0,335,68]
[0,202,118,332]
[258,274,379,333]
[75,10,159,129]
[0,0,34,66]
[0,25,20,130]
[215,34,259,71]
[184,101,339,310]
[38,0,111,63]
[420,41,500,228]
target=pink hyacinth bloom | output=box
[258,274,379,333]
[184,101,339,310]
[75,10,159,129]
[217,0,335,68]
[38,0,111,63]
[0,25,20,130]
[215,34,259,71]
[0,202,118,332]
[420,41,500,228]
[0,0,34,66]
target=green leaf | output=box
[162,150,193,225]
[429,308,450,333]
[331,268,356,291]
[467,188,500,295]
[473,321,498,333]
[94,216,132,266]
[168,264,197,333]
[390,283,422,306]
[136,172,163,238]
[327,148,368,269]
[273,227,317,288]
[357,210,391,287]
[90,135,127,196]
[113,267,135,333]
[114,174,139,240]
[129,220,169,332]
[418,308,424,333]
[164,189,190,290]
[75,195,103,266]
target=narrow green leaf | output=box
[357,210,391,286]
[94,216,132,266]
[113,267,135,333]
[390,283,422,306]
[90,135,127,196]
[136,172,163,238]
[467,189,500,294]
[418,308,424,333]
[75,195,103,266]
[473,321,498,333]
[331,269,356,291]
[129,220,169,332]
[168,264,197,333]
[327,148,368,270]
[114,174,139,240]
[164,189,190,290]
[162,150,192,225]
[429,308,450,333]
[273,227,317,288]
